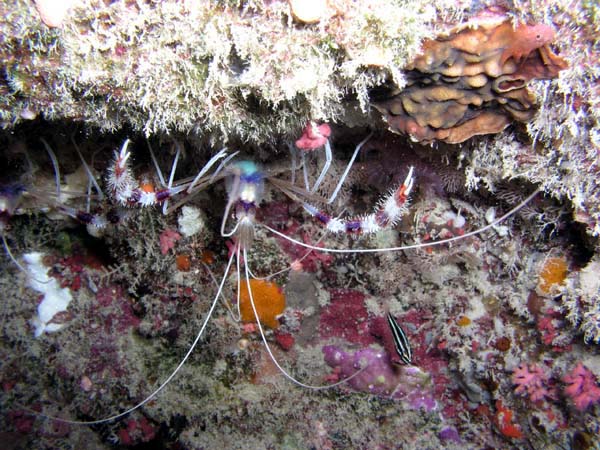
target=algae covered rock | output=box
[0,0,439,143]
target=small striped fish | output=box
[387,313,412,365]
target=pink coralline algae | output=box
[562,363,600,411]
[295,122,331,151]
[536,308,570,350]
[512,363,553,402]
[274,330,295,351]
[258,201,333,272]
[274,228,334,272]
[94,285,141,333]
[319,289,374,346]
[159,228,181,255]
[322,346,437,412]
[288,228,334,272]
[118,417,157,446]
[8,409,36,433]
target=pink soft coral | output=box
[512,363,551,402]
[562,363,600,411]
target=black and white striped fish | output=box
[387,313,412,365]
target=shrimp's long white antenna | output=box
[209,151,239,184]
[246,224,331,281]
[328,132,373,204]
[220,175,241,238]
[234,243,242,321]
[187,147,229,194]
[200,260,238,320]
[242,247,366,390]
[40,138,61,201]
[2,235,48,283]
[25,249,237,425]
[262,189,540,254]
[147,140,166,187]
[302,152,310,191]
[167,142,181,190]
[71,137,104,206]
[311,139,332,193]
[222,219,241,239]
[289,144,297,185]
[161,142,182,215]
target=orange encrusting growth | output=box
[176,254,191,271]
[457,316,471,327]
[200,250,215,265]
[538,257,568,294]
[238,279,286,329]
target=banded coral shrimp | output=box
[0,130,544,448]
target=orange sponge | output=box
[239,279,286,329]
[538,257,568,294]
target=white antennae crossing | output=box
[328,131,373,204]
[242,247,367,390]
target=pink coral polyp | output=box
[562,363,600,411]
[512,363,551,402]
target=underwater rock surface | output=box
[1,1,600,449]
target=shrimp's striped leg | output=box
[304,167,414,235]
[106,140,190,207]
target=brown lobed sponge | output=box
[373,10,568,144]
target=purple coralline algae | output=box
[322,345,438,412]
[319,289,373,346]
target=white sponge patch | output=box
[24,252,73,337]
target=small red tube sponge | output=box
[239,279,286,329]
[494,400,523,439]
